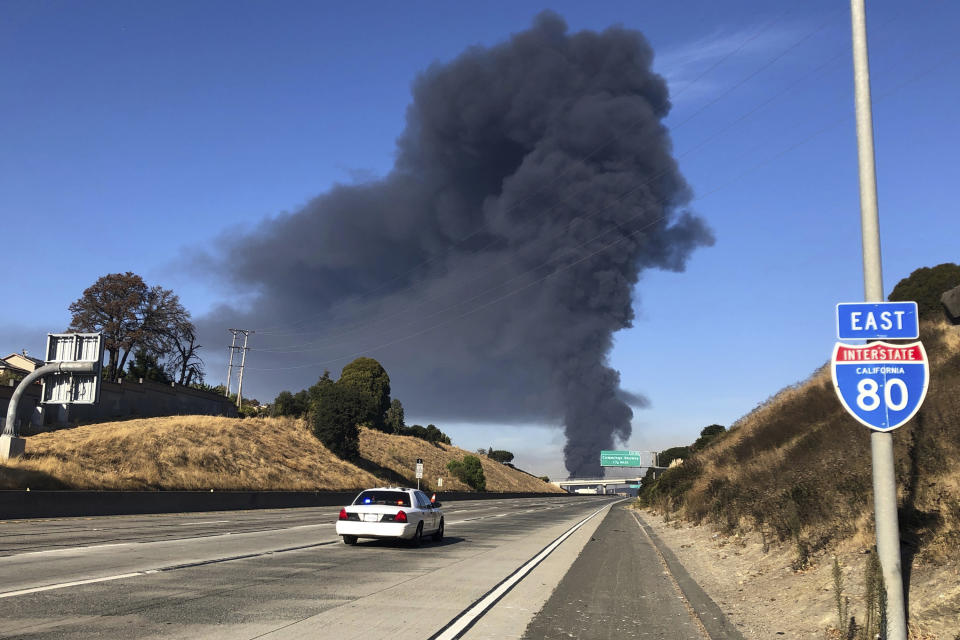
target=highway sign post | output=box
[599,450,643,467]
[845,2,910,635]
[2,333,102,462]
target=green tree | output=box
[425,424,451,445]
[337,357,391,430]
[124,349,171,384]
[691,424,726,451]
[293,390,309,414]
[447,455,486,491]
[402,423,452,445]
[487,449,515,464]
[306,371,334,411]
[888,262,960,319]
[385,398,405,433]
[272,389,310,417]
[309,382,363,460]
[272,391,296,417]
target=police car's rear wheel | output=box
[410,522,423,547]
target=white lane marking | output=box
[178,520,231,526]
[3,523,334,559]
[429,501,621,640]
[0,572,146,599]
[12,543,133,558]
[0,538,343,600]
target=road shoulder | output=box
[461,499,616,639]
[631,509,746,640]
[520,503,722,640]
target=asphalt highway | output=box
[0,496,618,639]
[0,497,742,639]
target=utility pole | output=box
[849,2,907,638]
[225,330,239,397]
[234,330,253,410]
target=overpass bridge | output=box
[551,476,646,494]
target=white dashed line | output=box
[0,572,147,599]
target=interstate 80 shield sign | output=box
[831,341,929,431]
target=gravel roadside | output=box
[634,506,960,639]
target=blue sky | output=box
[2,1,957,480]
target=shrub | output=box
[691,424,726,451]
[888,262,960,319]
[657,446,691,467]
[447,455,486,491]
[638,458,703,510]
[399,423,452,445]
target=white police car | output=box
[336,487,444,546]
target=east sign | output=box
[836,301,918,340]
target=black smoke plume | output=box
[201,12,712,477]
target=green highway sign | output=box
[628,484,642,489]
[600,450,643,467]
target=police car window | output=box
[354,491,411,507]
[415,492,431,508]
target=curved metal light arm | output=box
[3,362,96,437]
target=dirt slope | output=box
[0,416,562,493]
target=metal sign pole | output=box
[849,1,907,637]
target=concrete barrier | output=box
[0,490,576,520]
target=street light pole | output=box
[849,2,907,637]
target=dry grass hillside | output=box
[639,320,960,637]
[0,416,561,493]
[643,320,960,557]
